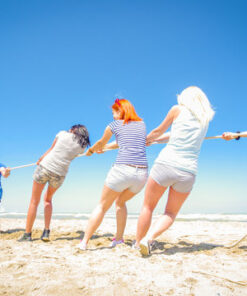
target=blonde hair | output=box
[177,86,215,126]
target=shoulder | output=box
[169,105,181,120]
[132,120,146,127]
[56,130,67,138]
[108,120,122,129]
[170,105,181,113]
[111,120,122,125]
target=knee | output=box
[115,199,125,208]
[97,203,108,214]
[164,211,176,221]
[142,204,154,214]
[30,197,40,207]
[44,198,52,205]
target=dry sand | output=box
[0,217,247,296]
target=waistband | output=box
[125,164,148,169]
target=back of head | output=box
[177,86,215,126]
[112,98,142,124]
[70,124,90,149]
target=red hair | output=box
[112,99,142,124]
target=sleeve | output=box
[0,163,6,176]
[108,121,118,134]
[55,131,65,139]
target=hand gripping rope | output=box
[9,131,247,171]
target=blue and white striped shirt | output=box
[108,120,148,166]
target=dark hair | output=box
[70,124,90,148]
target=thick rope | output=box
[225,234,247,249]
[192,271,247,287]
[9,131,247,170]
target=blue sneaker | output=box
[41,229,50,241]
[18,232,32,242]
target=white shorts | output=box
[105,164,148,194]
[150,162,196,193]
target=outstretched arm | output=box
[146,105,180,145]
[152,132,171,144]
[86,127,113,156]
[103,141,119,150]
[37,138,57,164]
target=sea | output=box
[0,209,247,223]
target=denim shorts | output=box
[105,164,148,194]
[150,162,196,193]
[33,165,65,189]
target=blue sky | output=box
[1,0,246,214]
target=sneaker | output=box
[41,229,50,242]
[18,232,32,242]
[77,240,87,251]
[149,240,157,251]
[140,239,151,256]
[110,238,124,248]
[132,242,140,251]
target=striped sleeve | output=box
[108,121,119,134]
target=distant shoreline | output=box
[0,212,247,222]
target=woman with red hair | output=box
[77,98,148,250]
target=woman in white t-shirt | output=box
[135,86,215,255]
[19,124,90,242]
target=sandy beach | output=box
[0,217,246,296]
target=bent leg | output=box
[149,186,190,241]
[82,185,120,244]
[44,185,58,230]
[115,189,136,241]
[135,177,167,246]
[26,181,46,233]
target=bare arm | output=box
[37,138,57,164]
[103,140,119,150]
[146,105,180,144]
[152,132,171,144]
[86,127,113,156]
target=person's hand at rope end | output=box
[37,157,43,165]
[0,167,10,178]
[95,148,105,154]
[86,148,94,156]
[222,132,235,141]
[146,136,156,146]
[146,139,153,146]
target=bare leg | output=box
[135,177,167,246]
[44,185,58,230]
[115,189,136,241]
[26,181,46,233]
[148,186,190,241]
[82,185,120,244]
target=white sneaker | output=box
[77,240,87,251]
[132,242,140,251]
[139,239,151,256]
[110,238,124,248]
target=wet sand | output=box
[0,218,247,296]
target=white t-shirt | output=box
[156,106,208,175]
[40,131,85,176]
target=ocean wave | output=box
[0,212,247,222]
